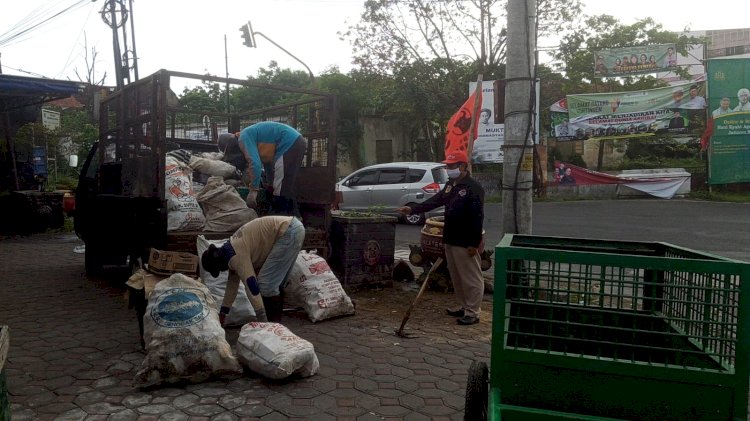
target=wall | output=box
[337,115,419,178]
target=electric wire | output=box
[0,0,91,48]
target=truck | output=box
[75,69,338,276]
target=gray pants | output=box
[444,244,484,318]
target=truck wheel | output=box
[85,244,103,277]
[403,203,425,225]
[464,360,488,421]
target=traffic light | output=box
[239,22,255,48]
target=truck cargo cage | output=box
[78,69,337,274]
[491,234,750,421]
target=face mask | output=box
[446,168,461,179]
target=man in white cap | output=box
[396,150,485,325]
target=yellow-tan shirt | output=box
[221,216,293,312]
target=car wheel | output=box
[403,203,426,225]
[464,360,489,421]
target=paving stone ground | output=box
[0,233,492,420]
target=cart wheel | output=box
[464,360,488,421]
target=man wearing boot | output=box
[217,121,306,217]
[201,215,305,324]
[396,150,485,325]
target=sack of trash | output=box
[165,155,206,231]
[196,176,257,232]
[134,273,242,388]
[286,251,355,323]
[196,236,256,326]
[235,322,319,379]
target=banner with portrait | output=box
[563,82,707,141]
[706,58,750,184]
[469,80,504,163]
[594,44,677,77]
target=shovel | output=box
[395,257,444,338]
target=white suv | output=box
[334,162,448,225]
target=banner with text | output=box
[706,58,750,184]
[594,44,677,77]
[563,82,707,140]
[469,80,504,163]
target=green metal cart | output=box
[465,234,750,421]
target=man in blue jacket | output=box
[218,121,306,216]
[397,150,485,325]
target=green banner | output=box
[564,82,707,140]
[594,44,677,77]
[707,58,750,184]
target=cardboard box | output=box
[147,248,199,276]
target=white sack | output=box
[189,155,237,179]
[196,235,256,326]
[134,273,242,388]
[286,251,355,323]
[236,322,319,379]
[166,155,206,231]
[195,176,257,232]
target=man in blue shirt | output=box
[219,121,306,216]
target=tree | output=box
[73,33,107,86]
[343,0,581,75]
[552,16,703,89]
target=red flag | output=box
[445,89,482,157]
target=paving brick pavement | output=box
[0,233,492,420]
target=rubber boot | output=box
[262,295,283,323]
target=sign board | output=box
[469,80,505,164]
[41,109,61,130]
[706,58,750,184]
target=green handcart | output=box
[465,234,750,421]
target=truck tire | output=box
[464,360,488,421]
[84,244,103,277]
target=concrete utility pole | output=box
[501,0,536,235]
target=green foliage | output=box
[553,16,703,87]
[623,138,701,161]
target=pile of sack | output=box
[165,150,256,232]
[132,242,356,389]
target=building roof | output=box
[0,74,86,113]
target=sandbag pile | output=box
[165,149,255,232]
[134,273,242,388]
[286,251,355,323]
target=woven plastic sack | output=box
[166,155,205,231]
[134,273,241,388]
[286,251,355,322]
[195,176,257,232]
[236,322,319,379]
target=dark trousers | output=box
[270,136,306,216]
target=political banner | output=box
[563,82,707,140]
[706,58,750,184]
[594,44,677,77]
[469,80,504,163]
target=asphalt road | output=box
[396,199,750,262]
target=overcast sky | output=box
[0,0,746,88]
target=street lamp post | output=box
[239,21,316,89]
